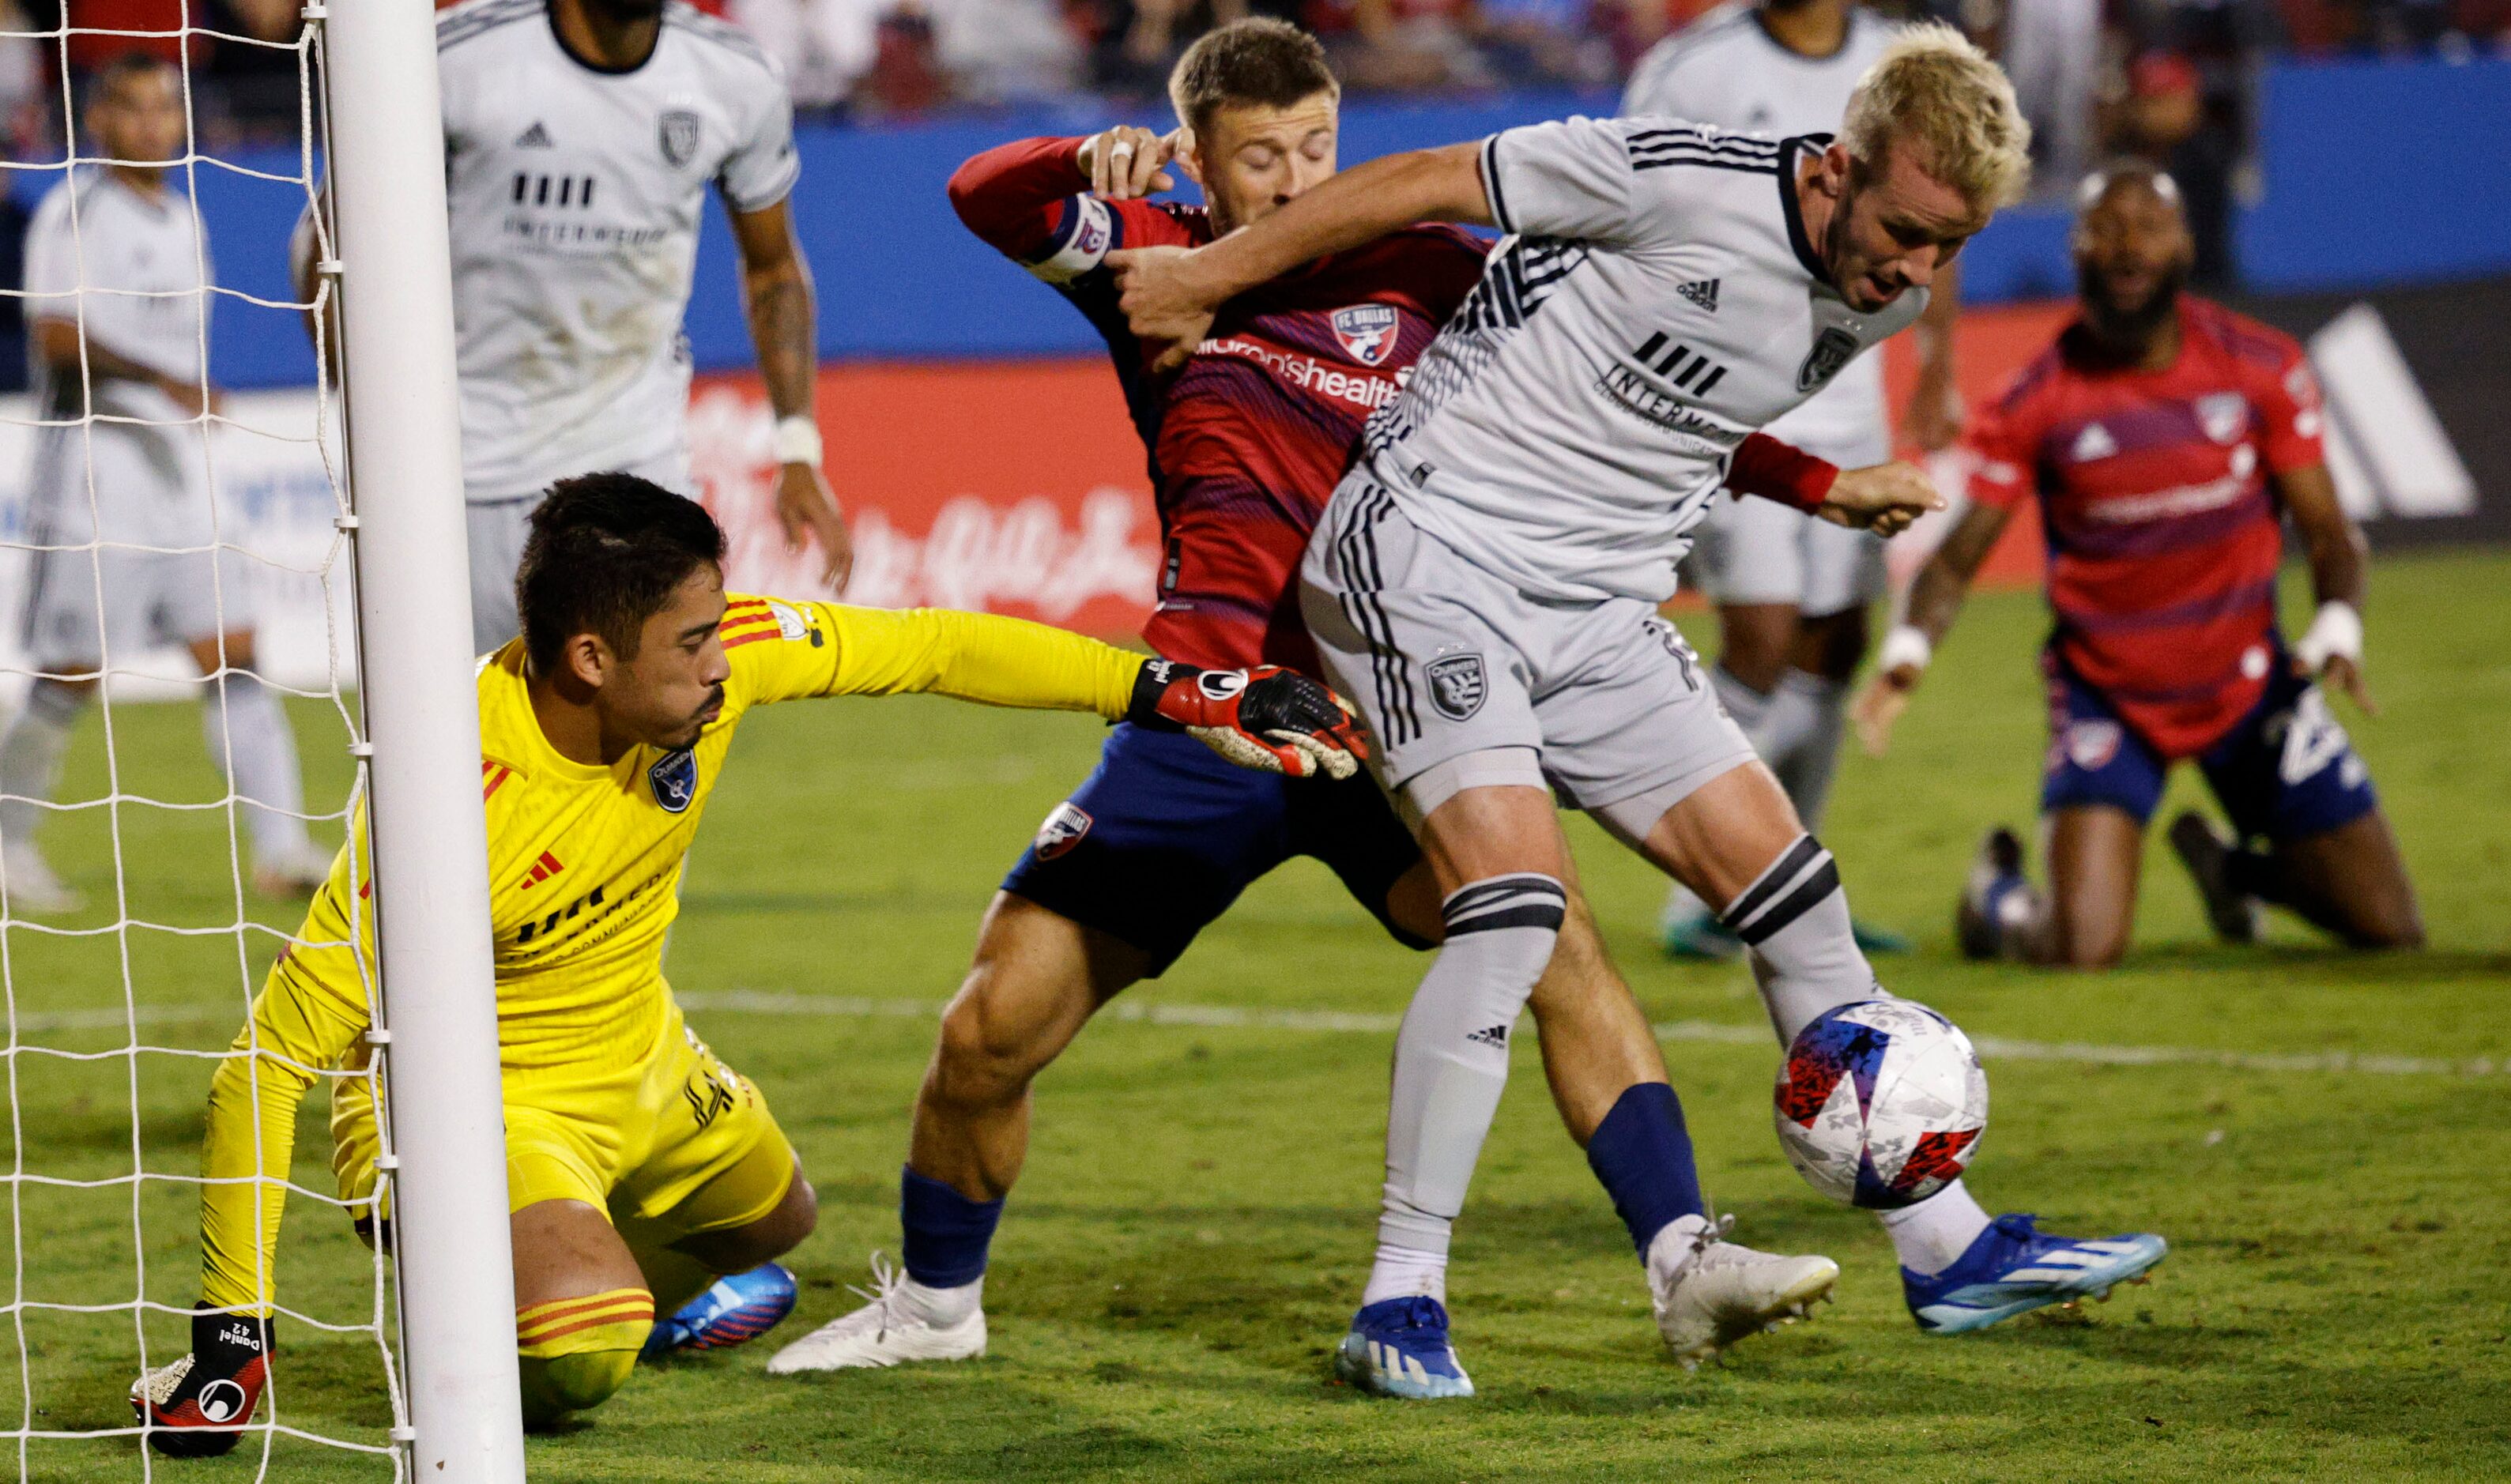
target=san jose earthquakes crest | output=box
[658,109,701,170]
[1426,653,1487,721]
[1797,326,1860,393]
[1332,304,1400,367]
[649,747,698,813]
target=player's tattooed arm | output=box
[1901,258,1965,451]
[730,198,854,593]
[2276,461,2374,711]
[31,317,217,416]
[1109,141,1491,372]
[1852,497,2011,755]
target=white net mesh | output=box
[0,11,409,1478]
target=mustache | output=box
[2079,258,2186,337]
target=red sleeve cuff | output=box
[947,137,1089,256]
[1725,432,1839,513]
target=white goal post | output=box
[323,0,526,1476]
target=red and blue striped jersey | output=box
[948,137,1489,673]
[1966,297,2327,759]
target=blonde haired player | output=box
[129,475,1363,1453]
[1114,27,2162,1379]
[1623,0,1968,962]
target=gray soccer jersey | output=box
[435,0,798,501]
[18,171,232,661]
[1358,117,1923,606]
[1622,4,1899,467]
[21,170,207,431]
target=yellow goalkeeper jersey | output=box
[198,597,1142,1313]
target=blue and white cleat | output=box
[644,1262,799,1359]
[1906,1214,2167,1335]
[1334,1297,1474,1399]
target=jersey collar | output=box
[546,1,663,76]
[1777,135,1834,286]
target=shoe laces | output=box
[843,1250,908,1343]
[1675,1212,1743,1275]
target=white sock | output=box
[1361,1241,1449,1308]
[201,669,311,864]
[902,1273,982,1327]
[1876,1179,1994,1275]
[0,680,84,853]
[1766,669,1849,834]
[1710,664,1774,745]
[1369,873,1566,1311]
[1725,837,1877,1044]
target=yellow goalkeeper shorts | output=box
[332,1000,795,1245]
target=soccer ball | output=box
[1773,999,1988,1209]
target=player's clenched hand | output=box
[774,461,854,594]
[130,1305,273,1458]
[1851,668,1918,756]
[1108,245,1218,374]
[1079,125,1182,201]
[1819,461,1944,537]
[1128,659,1368,779]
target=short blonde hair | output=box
[1842,22,2033,211]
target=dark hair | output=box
[516,473,726,675]
[1167,18,1337,140]
[85,51,179,111]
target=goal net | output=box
[0,5,512,1478]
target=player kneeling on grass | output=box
[1853,161,2422,966]
[130,474,1363,1456]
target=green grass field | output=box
[3,550,2507,1482]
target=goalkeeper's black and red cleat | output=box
[130,1305,273,1458]
[1127,659,1369,779]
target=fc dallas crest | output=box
[1331,304,1399,367]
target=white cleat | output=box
[765,1254,986,1374]
[251,842,334,900]
[2,845,84,916]
[1647,1215,1839,1371]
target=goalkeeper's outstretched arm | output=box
[792,603,1368,779]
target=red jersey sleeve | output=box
[2250,335,2328,476]
[947,137,1201,282]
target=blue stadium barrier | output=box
[14,55,2502,387]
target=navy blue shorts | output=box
[1002,722,1431,975]
[2042,659,2378,844]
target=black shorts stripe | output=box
[1721,834,1824,931]
[1734,859,1842,947]
[1352,486,1419,744]
[1333,485,1413,747]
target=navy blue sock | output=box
[1584,1083,1706,1258]
[899,1165,1004,1289]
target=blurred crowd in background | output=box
[0,0,2504,310]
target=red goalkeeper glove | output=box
[1128,659,1368,779]
[130,1304,272,1458]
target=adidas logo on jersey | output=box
[1677,278,1721,313]
[1465,1023,1510,1049]
[2071,422,2118,461]
[514,120,553,149]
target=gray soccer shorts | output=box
[17,422,244,669]
[1686,490,1886,618]
[465,444,692,656]
[1300,476,1756,828]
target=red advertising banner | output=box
[690,302,2076,637]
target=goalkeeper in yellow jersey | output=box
[132,474,1364,1454]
